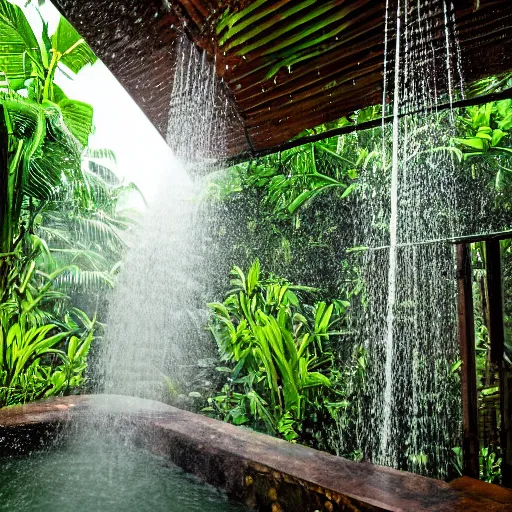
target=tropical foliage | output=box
[200,73,512,476]
[0,0,135,405]
[203,260,365,452]
[1,0,512,488]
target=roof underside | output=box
[53,0,512,159]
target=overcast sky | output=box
[15,0,189,203]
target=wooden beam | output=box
[502,355,512,488]
[485,239,512,487]
[456,243,480,479]
[224,87,512,164]
[450,229,512,245]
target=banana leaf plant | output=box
[0,2,126,405]
[0,0,97,300]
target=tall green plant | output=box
[0,2,134,405]
[204,260,353,443]
[0,0,98,299]
[0,301,94,407]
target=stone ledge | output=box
[1,395,512,512]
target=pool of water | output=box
[0,424,248,512]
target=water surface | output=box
[0,430,248,512]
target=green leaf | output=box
[37,9,52,69]
[59,98,93,146]
[52,83,68,103]
[26,139,78,199]
[476,130,492,141]
[453,137,488,151]
[0,0,43,89]
[285,290,299,306]
[51,17,97,74]
[215,366,233,373]
[75,330,93,360]
[491,129,506,148]
[318,304,333,332]
[232,412,249,425]
[304,371,331,388]
[450,360,462,373]
[481,386,499,396]
[341,182,357,198]
[498,113,512,131]
[50,370,66,391]
[314,302,326,328]
[288,189,313,214]
[67,335,78,361]
[247,259,260,295]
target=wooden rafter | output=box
[53,0,512,158]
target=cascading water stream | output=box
[379,6,402,462]
[349,0,470,478]
[97,35,240,405]
[11,34,245,510]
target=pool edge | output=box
[1,395,511,512]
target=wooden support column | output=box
[485,239,512,487]
[486,240,505,365]
[456,242,479,478]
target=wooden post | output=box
[456,242,479,478]
[486,240,505,365]
[485,239,512,487]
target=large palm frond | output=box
[0,0,43,90]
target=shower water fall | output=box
[41,36,241,492]
[350,0,467,478]
[99,36,238,403]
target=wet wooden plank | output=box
[456,242,479,479]
[52,0,512,158]
[485,239,512,487]
[486,240,505,365]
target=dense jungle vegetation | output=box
[1,0,512,483]
[0,0,137,407]
[195,75,512,479]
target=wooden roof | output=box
[53,0,512,159]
